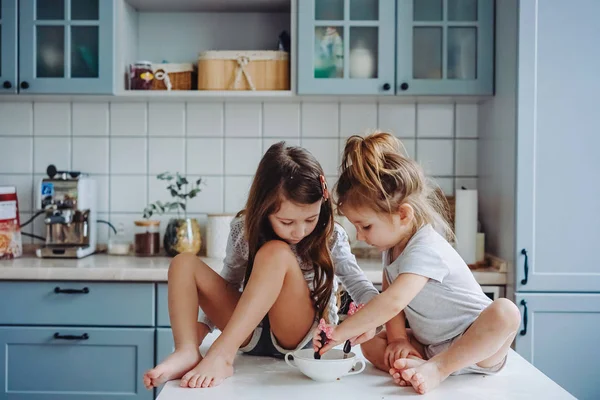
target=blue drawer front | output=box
[0,326,154,399]
[0,282,154,326]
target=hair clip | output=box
[319,175,329,201]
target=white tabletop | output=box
[156,332,574,400]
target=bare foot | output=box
[143,347,202,390]
[390,357,425,387]
[396,358,449,395]
[180,350,234,388]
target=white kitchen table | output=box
[156,331,574,400]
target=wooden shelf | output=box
[116,90,294,99]
[125,0,291,13]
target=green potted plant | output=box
[144,172,204,257]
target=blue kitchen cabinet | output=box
[396,0,494,95]
[155,328,174,398]
[297,0,396,95]
[18,0,114,93]
[515,294,600,400]
[0,326,154,400]
[0,0,18,92]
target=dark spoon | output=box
[314,331,328,359]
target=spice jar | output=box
[129,61,154,90]
[134,220,160,256]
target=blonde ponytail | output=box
[336,131,454,241]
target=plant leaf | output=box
[179,202,186,211]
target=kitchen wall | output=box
[0,100,479,246]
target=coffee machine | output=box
[35,165,97,258]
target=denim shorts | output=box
[239,316,316,359]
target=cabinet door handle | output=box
[520,249,529,285]
[54,332,89,340]
[399,82,409,91]
[2,81,12,89]
[20,81,29,89]
[54,286,90,294]
[519,299,528,336]
[382,83,391,91]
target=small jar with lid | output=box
[129,61,154,90]
[107,223,131,256]
[134,220,161,256]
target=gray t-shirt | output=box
[384,224,492,345]
[198,217,379,332]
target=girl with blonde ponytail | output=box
[314,132,521,395]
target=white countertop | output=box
[0,253,507,285]
[156,331,573,400]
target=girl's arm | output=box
[330,225,379,305]
[320,272,428,354]
[382,271,409,342]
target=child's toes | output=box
[201,377,212,388]
[401,367,416,382]
[412,372,425,386]
[394,359,409,370]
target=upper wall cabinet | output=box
[396,0,494,95]
[0,0,114,94]
[0,0,18,93]
[18,0,114,93]
[297,0,396,95]
[297,0,494,96]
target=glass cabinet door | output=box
[298,0,395,95]
[18,0,114,94]
[397,0,493,95]
[0,0,18,93]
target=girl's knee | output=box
[488,298,521,330]
[168,253,206,279]
[254,240,295,265]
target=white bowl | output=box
[285,348,366,382]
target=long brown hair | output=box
[335,132,453,240]
[238,142,335,320]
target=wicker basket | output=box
[151,63,194,90]
[197,51,289,91]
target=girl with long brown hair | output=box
[314,132,521,395]
[144,141,378,389]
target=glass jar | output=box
[129,61,154,90]
[134,220,160,256]
[107,223,131,256]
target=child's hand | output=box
[384,337,423,368]
[312,319,342,355]
[348,327,377,346]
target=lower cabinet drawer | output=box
[0,326,154,400]
[0,282,155,326]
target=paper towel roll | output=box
[455,189,478,264]
[476,232,485,263]
[206,214,235,259]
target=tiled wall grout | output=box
[0,100,479,243]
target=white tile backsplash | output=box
[263,103,300,138]
[33,137,71,173]
[378,104,416,137]
[417,104,454,137]
[72,137,109,174]
[110,103,147,136]
[0,137,32,173]
[455,139,478,176]
[148,138,185,174]
[398,138,416,159]
[433,177,455,196]
[224,176,253,213]
[301,102,339,137]
[187,176,224,214]
[72,103,109,136]
[186,138,224,175]
[417,139,454,176]
[340,103,377,138]
[186,103,223,137]
[0,103,33,136]
[225,138,262,175]
[33,103,71,136]
[225,103,261,137]
[149,102,185,136]
[110,138,147,174]
[303,138,339,176]
[455,177,478,191]
[0,99,478,244]
[110,176,147,212]
[456,104,478,138]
